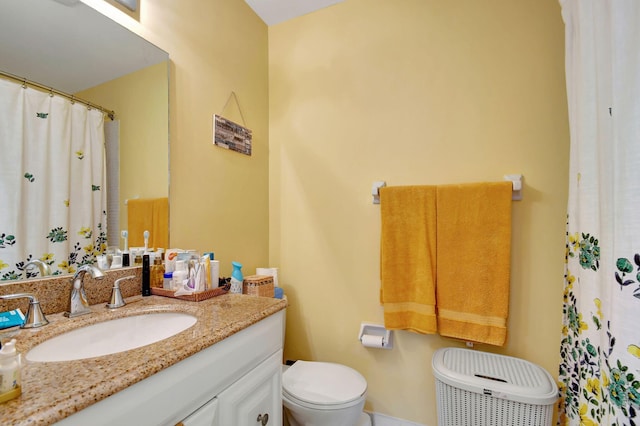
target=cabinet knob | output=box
[257,413,269,425]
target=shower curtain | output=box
[0,78,107,280]
[558,1,640,425]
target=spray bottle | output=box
[230,261,243,294]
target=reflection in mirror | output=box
[0,0,169,283]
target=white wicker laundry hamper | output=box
[432,348,557,426]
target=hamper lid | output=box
[282,361,367,406]
[432,348,558,405]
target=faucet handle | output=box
[107,275,136,309]
[0,293,49,328]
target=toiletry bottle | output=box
[163,272,173,290]
[142,254,151,296]
[0,339,21,403]
[151,254,165,288]
[134,249,143,266]
[211,260,220,288]
[230,261,243,294]
[172,270,187,290]
[122,251,130,267]
[205,253,219,289]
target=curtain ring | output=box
[49,88,54,97]
[70,96,75,105]
[22,79,27,89]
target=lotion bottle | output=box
[230,261,243,294]
[0,339,21,403]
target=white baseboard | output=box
[365,411,427,426]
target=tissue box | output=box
[243,275,274,297]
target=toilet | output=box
[282,360,371,426]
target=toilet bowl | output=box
[282,360,370,426]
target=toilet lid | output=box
[282,361,367,406]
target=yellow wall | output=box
[100,0,270,276]
[77,61,169,236]
[98,0,570,423]
[269,0,569,424]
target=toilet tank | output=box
[432,348,558,426]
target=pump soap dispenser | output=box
[0,339,21,403]
[230,261,243,294]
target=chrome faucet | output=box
[106,275,136,309]
[0,293,49,328]
[65,264,105,318]
[23,259,52,278]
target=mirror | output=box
[0,0,169,282]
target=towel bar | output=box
[372,175,524,204]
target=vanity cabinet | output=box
[177,350,282,426]
[217,351,282,425]
[56,310,284,426]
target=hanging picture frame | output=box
[213,92,252,156]
[213,114,252,155]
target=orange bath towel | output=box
[435,182,512,346]
[380,186,438,334]
[127,197,169,250]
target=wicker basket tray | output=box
[243,275,274,297]
[150,284,229,302]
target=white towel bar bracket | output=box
[504,174,523,200]
[371,175,524,204]
[124,195,140,205]
[371,181,387,204]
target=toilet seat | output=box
[282,361,367,410]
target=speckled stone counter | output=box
[1,293,287,425]
[0,267,143,315]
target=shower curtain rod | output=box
[0,70,115,120]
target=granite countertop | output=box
[1,293,287,425]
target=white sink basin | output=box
[26,312,197,362]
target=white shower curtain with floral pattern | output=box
[558,1,640,425]
[0,78,107,280]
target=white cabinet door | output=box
[218,350,282,426]
[178,397,218,426]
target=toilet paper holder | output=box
[358,322,393,350]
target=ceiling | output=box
[0,0,340,94]
[244,0,344,26]
[0,0,168,93]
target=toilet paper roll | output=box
[361,335,385,348]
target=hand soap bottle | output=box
[0,339,22,403]
[230,261,243,294]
